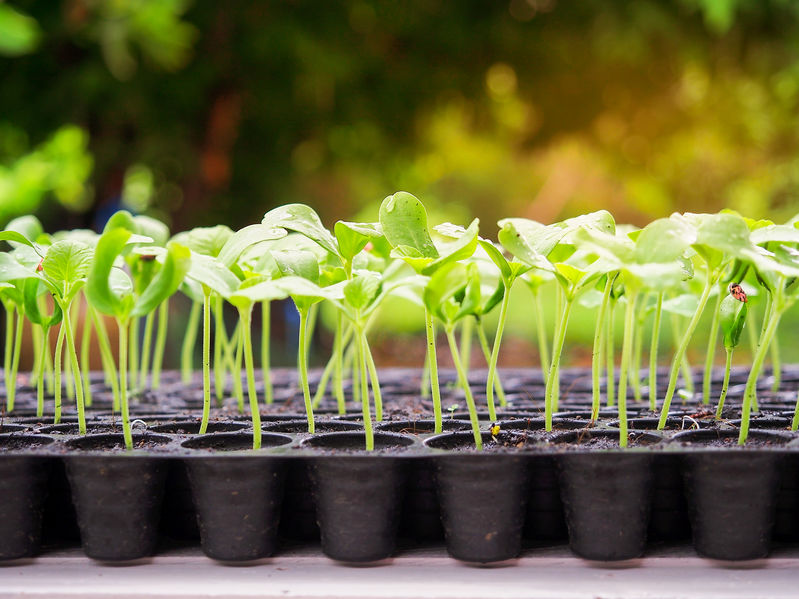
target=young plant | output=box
[85,223,190,449]
[423,262,485,449]
[715,285,748,418]
[379,192,479,434]
[499,211,616,431]
[575,218,691,445]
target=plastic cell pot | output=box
[425,431,532,563]
[673,428,790,561]
[181,432,293,561]
[553,429,661,561]
[63,433,173,561]
[302,431,414,563]
[0,434,54,559]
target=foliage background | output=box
[3,0,799,366]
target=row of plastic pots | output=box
[0,419,797,564]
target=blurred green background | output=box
[4,0,799,368]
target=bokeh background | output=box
[3,0,799,368]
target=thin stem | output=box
[36,326,49,418]
[151,300,169,390]
[617,291,638,448]
[138,310,155,390]
[702,289,723,405]
[486,286,512,420]
[533,288,550,379]
[770,328,781,393]
[31,318,42,385]
[364,336,383,422]
[240,306,262,449]
[545,297,574,432]
[90,308,120,411]
[260,301,273,404]
[741,310,781,444]
[746,303,758,355]
[648,293,664,412]
[592,276,613,421]
[716,348,733,420]
[298,308,315,434]
[552,286,564,410]
[60,302,87,435]
[199,292,212,435]
[129,315,139,390]
[630,295,646,403]
[458,316,473,385]
[357,325,374,451]
[445,326,482,450]
[606,299,616,407]
[7,308,23,412]
[333,311,345,414]
[80,299,93,407]
[478,316,506,413]
[117,319,133,450]
[54,323,65,424]
[3,304,13,399]
[658,275,716,430]
[233,322,244,413]
[425,307,443,434]
[181,300,201,384]
[213,295,226,403]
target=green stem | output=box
[592,276,613,421]
[213,295,226,403]
[716,348,733,420]
[129,315,139,390]
[151,300,169,390]
[459,316,473,385]
[658,275,716,430]
[181,300,201,384]
[138,310,155,390]
[80,300,93,407]
[240,306,262,449]
[4,303,13,397]
[702,289,723,405]
[31,318,42,386]
[478,316,506,413]
[90,308,120,412]
[545,297,573,431]
[746,304,758,355]
[630,295,646,403]
[425,307,443,434]
[486,285,511,420]
[233,322,244,413]
[261,301,273,404]
[420,342,430,398]
[298,308,315,434]
[117,319,133,450]
[649,293,663,412]
[199,292,212,435]
[364,336,383,422]
[606,299,616,407]
[741,310,782,444]
[445,326,482,450]
[770,328,781,393]
[7,308,23,412]
[617,291,638,448]
[333,311,345,414]
[60,302,87,435]
[54,323,65,424]
[356,324,374,451]
[36,326,49,418]
[533,288,550,380]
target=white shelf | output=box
[2,545,799,599]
